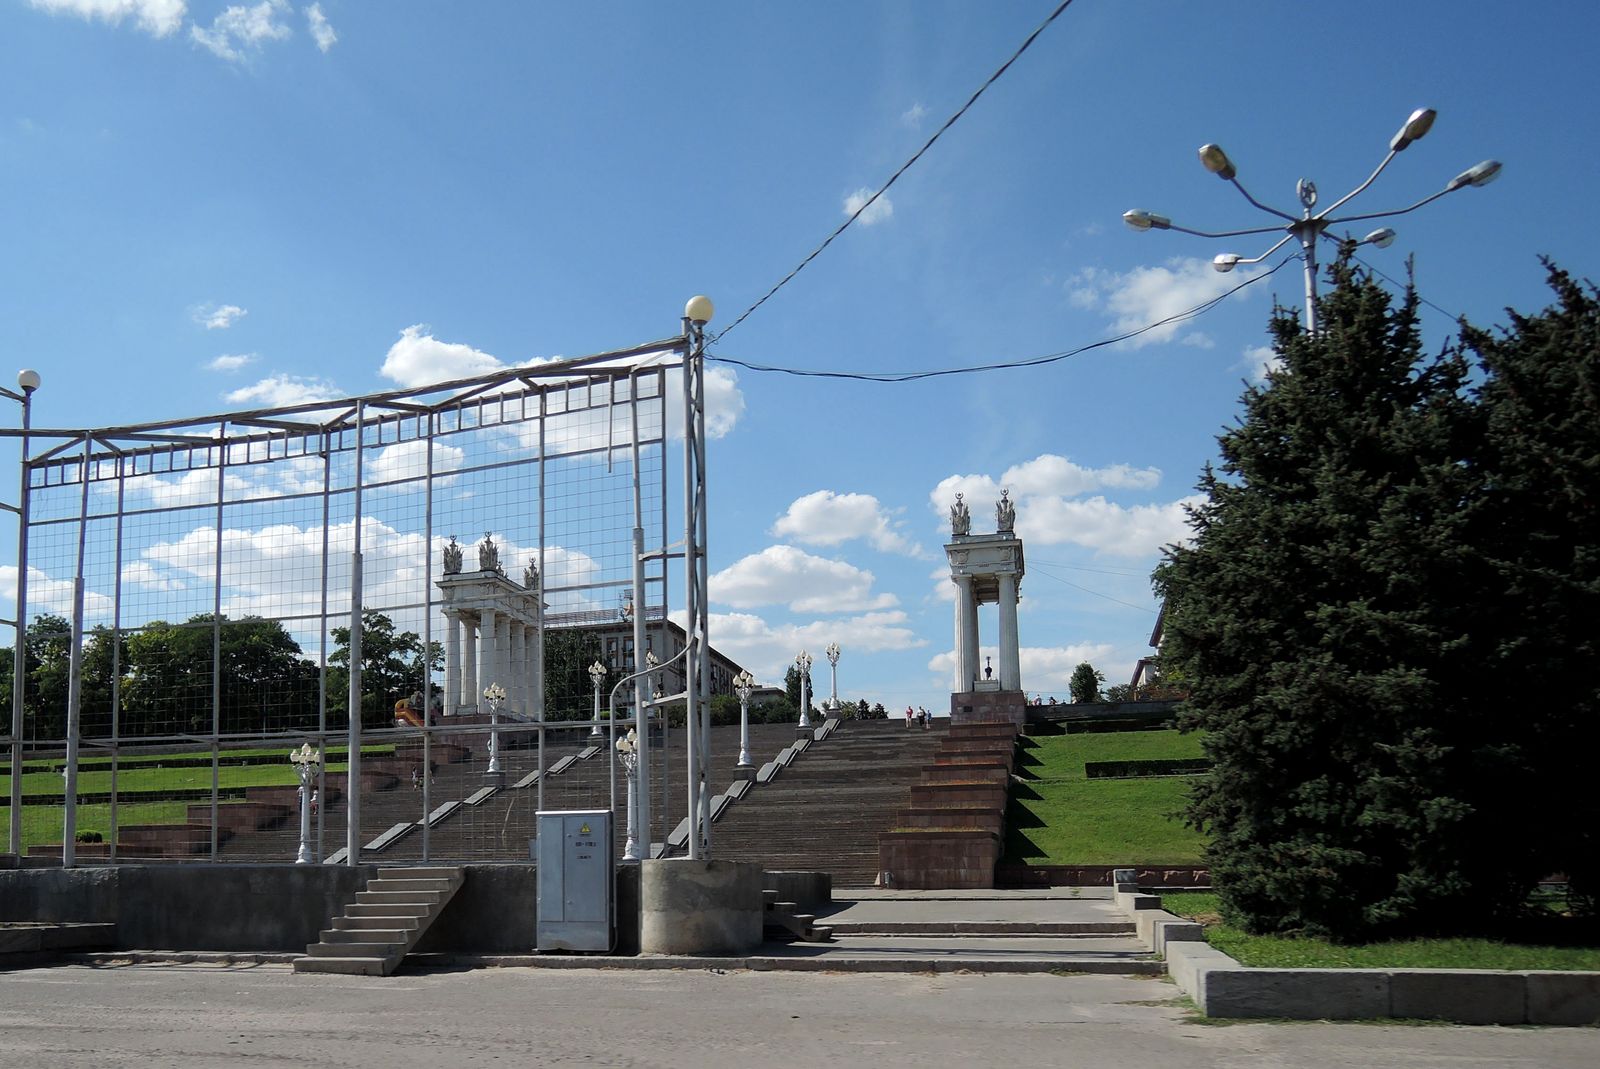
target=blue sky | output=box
[1,1,1596,713]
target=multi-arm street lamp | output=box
[733,669,756,769]
[616,727,641,861]
[289,743,321,864]
[1123,107,1501,332]
[482,683,506,774]
[824,642,841,714]
[795,650,814,730]
[587,660,607,737]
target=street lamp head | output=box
[684,295,715,325]
[1198,143,1236,181]
[588,660,607,683]
[1212,253,1242,273]
[16,369,40,394]
[1446,159,1503,192]
[1390,107,1437,152]
[1122,209,1171,232]
[1363,227,1397,249]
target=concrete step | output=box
[333,915,423,932]
[307,939,406,958]
[320,927,416,943]
[367,878,457,894]
[293,955,391,976]
[344,902,433,918]
[355,889,444,906]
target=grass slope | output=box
[1005,728,1206,865]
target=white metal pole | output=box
[346,400,366,867]
[61,436,91,867]
[7,385,32,856]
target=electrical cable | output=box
[710,0,1079,346]
[708,254,1294,382]
[1028,563,1158,614]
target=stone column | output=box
[529,619,544,721]
[951,583,964,692]
[509,621,526,714]
[443,611,461,716]
[959,575,980,690]
[480,608,500,705]
[997,573,1021,691]
[462,614,479,712]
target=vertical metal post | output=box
[7,385,33,856]
[536,389,546,814]
[693,327,712,856]
[1300,226,1320,333]
[346,402,366,866]
[629,372,650,857]
[108,464,125,862]
[421,412,434,862]
[681,323,700,858]
[657,366,669,853]
[316,439,331,860]
[61,436,91,867]
[210,423,226,860]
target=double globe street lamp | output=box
[1123,107,1501,332]
[733,669,756,770]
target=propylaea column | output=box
[443,611,461,716]
[462,614,479,712]
[997,573,1021,691]
[960,576,980,690]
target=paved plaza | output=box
[1,963,1595,1068]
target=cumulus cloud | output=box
[224,373,341,408]
[190,0,291,61]
[1238,343,1281,384]
[930,455,1194,559]
[27,0,186,38]
[1067,257,1263,348]
[0,565,116,622]
[928,642,1120,694]
[770,490,922,556]
[195,303,247,330]
[205,352,256,372]
[705,609,926,684]
[900,103,927,127]
[305,1,334,51]
[844,188,894,227]
[380,325,506,387]
[710,545,897,614]
[366,440,466,488]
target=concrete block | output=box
[1164,940,1240,1004]
[0,926,44,953]
[364,823,415,852]
[425,800,462,826]
[776,746,798,768]
[793,737,811,754]
[1203,968,1390,1021]
[755,761,779,784]
[1525,971,1600,1026]
[725,778,752,801]
[1114,889,1162,912]
[1389,970,1527,1025]
[464,786,498,806]
[639,859,763,956]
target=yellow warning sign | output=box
[579,823,591,835]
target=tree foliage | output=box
[1155,259,1600,940]
[1069,662,1105,704]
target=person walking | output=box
[905,705,914,730]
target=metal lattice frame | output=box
[3,325,712,867]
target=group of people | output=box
[903,705,932,730]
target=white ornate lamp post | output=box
[733,670,756,769]
[1123,107,1500,333]
[588,660,606,737]
[617,728,641,861]
[289,743,321,865]
[824,642,841,715]
[796,650,813,730]
[482,683,506,774]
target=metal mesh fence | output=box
[3,348,694,865]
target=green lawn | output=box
[1160,891,1600,971]
[1004,729,1207,865]
[19,802,193,847]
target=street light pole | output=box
[5,370,38,857]
[482,682,505,775]
[588,660,606,738]
[1123,108,1501,333]
[796,650,813,730]
[824,642,841,715]
[289,743,321,864]
[733,670,755,770]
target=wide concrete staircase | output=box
[293,865,464,976]
[711,719,948,888]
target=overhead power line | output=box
[708,254,1294,383]
[711,0,1080,345]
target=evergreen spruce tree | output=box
[1154,261,1498,940]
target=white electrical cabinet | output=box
[535,809,614,953]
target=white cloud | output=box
[1068,257,1263,348]
[190,0,291,62]
[205,352,257,372]
[367,440,465,488]
[28,0,186,38]
[844,188,894,227]
[998,454,1160,498]
[700,365,744,439]
[706,609,926,684]
[122,560,185,592]
[305,1,335,51]
[380,325,505,387]
[0,565,116,622]
[1238,343,1281,384]
[928,642,1119,695]
[900,103,927,127]
[195,303,247,330]
[771,490,922,556]
[709,545,897,614]
[224,373,341,407]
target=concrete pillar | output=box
[480,608,500,703]
[463,614,479,712]
[443,611,460,715]
[530,620,544,721]
[958,575,979,690]
[952,583,964,692]
[509,621,526,714]
[998,573,1021,691]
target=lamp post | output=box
[588,660,606,737]
[824,642,841,715]
[482,682,505,775]
[733,670,756,770]
[617,727,641,861]
[289,743,321,864]
[5,369,38,857]
[1123,107,1501,332]
[796,650,813,730]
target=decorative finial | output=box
[950,492,971,537]
[443,535,462,574]
[996,489,1016,534]
[478,532,500,573]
